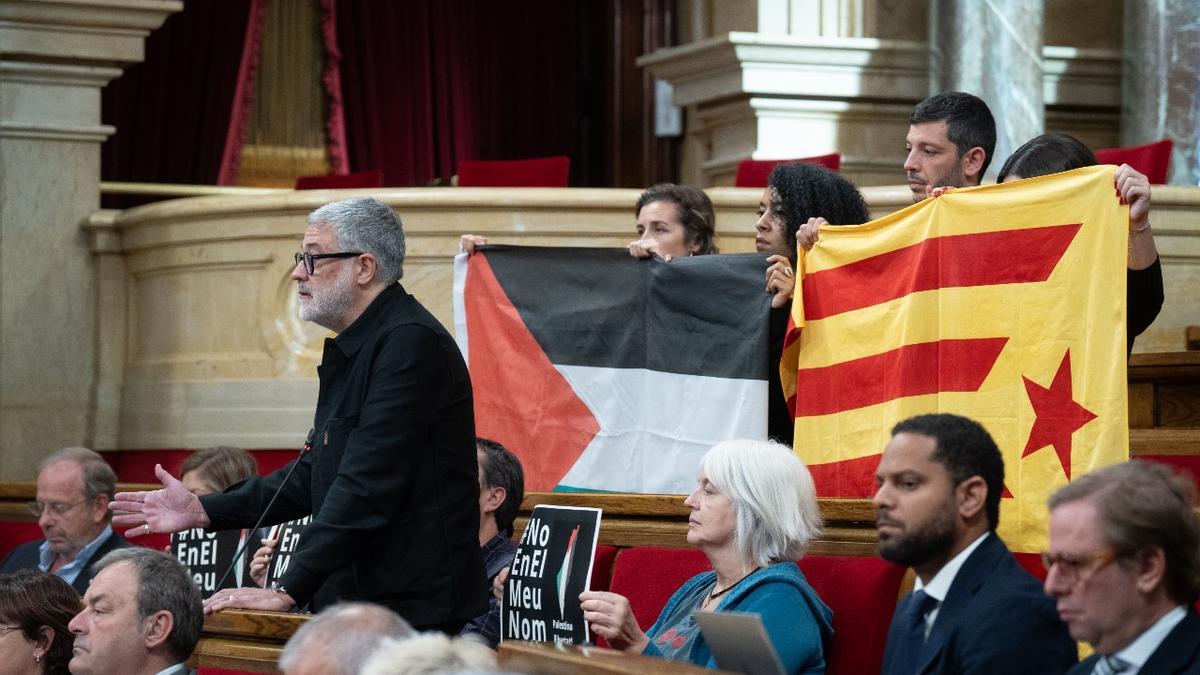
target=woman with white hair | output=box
[580,439,832,673]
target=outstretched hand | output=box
[110,464,210,537]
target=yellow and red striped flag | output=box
[782,165,1129,552]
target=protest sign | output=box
[171,527,244,598]
[502,505,601,646]
[264,515,312,587]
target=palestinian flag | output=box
[454,247,773,493]
[781,165,1129,552]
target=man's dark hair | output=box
[891,413,1004,530]
[476,438,525,537]
[910,92,997,177]
[997,132,1097,183]
[1049,461,1200,606]
[767,163,870,262]
[93,548,203,664]
[634,183,719,255]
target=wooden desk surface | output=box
[499,640,733,674]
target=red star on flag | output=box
[1021,350,1097,479]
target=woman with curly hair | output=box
[755,163,870,444]
[0,570,80,675]
[757,163,870,308]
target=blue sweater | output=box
[641,561,834,673]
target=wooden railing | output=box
[1128,351,1200,461]
[513,492,878,556]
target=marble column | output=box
[930,0,1045,179]
[0,1,180,478]
[1122,0,1200,186]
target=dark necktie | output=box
[889,589,939,675]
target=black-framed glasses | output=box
[1041,550,1118,586]
[293,251,363,275]
[27,499,88,518]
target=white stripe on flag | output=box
[452,252,470,365]
[555,365,768,493]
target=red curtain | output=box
[331,0,573,186]
[101,0,264,206]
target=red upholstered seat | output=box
[603,546,904,675]
[294,169,385,190]
[607,546,710,632]
[734,153,842,188]
[590,545,619,592]
[1135,455,1200,493]
[798,555,906,675]
[1095,139,1173,185]
[456,156,570,187]
[0,521,43,561]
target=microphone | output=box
[212,428,315,593]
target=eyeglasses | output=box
[1041,550,1118,586]
[293,251,363,275]
[27,500,88,518]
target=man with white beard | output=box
[111,198,487,633]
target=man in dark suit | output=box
[0,447,128,593]
[110,197,487,633]
[875,414,1076,675]
[1047,461,1200,675]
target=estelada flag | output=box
[454,246,773,493]
[782,165,1129,552]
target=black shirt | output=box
[201,284,487,628]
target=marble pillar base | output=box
[0,0,180,478]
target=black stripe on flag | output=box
[481,246,772,380]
